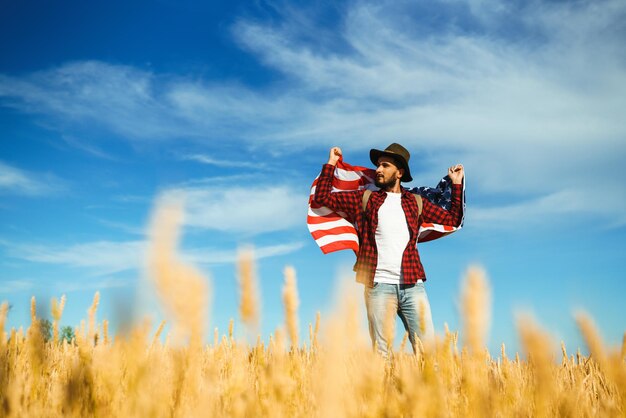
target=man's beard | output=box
[374,175,397,190]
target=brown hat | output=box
[370,143,412,182]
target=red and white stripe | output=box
[307,160,375,254]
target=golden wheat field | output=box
[0,202,625,417]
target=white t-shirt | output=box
[374,192,410,284]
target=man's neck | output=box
[382,183,402,194]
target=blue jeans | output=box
[364,281,434,357]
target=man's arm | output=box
[313,147,363,216]
[421,164,465,226]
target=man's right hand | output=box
[327,147,342,166]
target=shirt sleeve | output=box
[421,184,463,226]
[313,164,363,217]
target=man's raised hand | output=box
[327,147,343,166]
[448,164,464,184]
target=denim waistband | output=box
[374,279,423,289]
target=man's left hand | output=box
[448,164,464,184]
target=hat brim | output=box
[370,149,413,182]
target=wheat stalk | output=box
[237,247,260,337]
[151,320,166,348]
[87,291,100,344]
[282,265,300,350]
[30,296,36,326]
[461,266,491,355]
[51,295,66,344]
[147,199,210,349]
[0,302,8,345]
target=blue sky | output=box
[1,0,624,355]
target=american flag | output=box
[307,159,465,254]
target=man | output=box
[314,143,464,356]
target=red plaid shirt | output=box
[314,163,463,286]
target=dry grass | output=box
[282,266,300,350]
[237,246,260,338]
[0,202,624,417]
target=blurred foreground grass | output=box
[0,201,624,417]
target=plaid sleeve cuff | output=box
[321,164,335,176]
[451,183,462,199]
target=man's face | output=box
[375,156,403,189]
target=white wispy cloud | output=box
[0,1,622,150]
[3,240,146,275]
[94,218,146,236]
[54,277,132,293]
[0,61,288,142]
[183,241,305,265]
[2,238,304,274]
[61,135,118,160]
[0,161,65,196]
[0,276,132,294]
[0,279,34,293]
[160,184,308,234]
[0,62,184,141]
[469,187,626,229]
[180,154,267,170]
[0,0,624,225]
